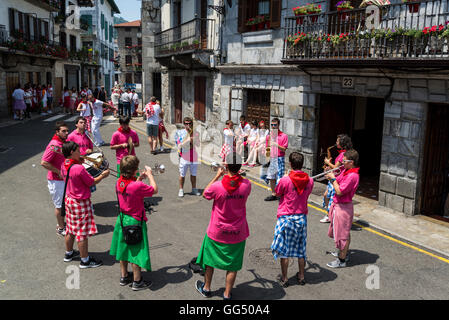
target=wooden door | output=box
[6,72,20,115]
[194,76,206,122]
[421,103,449,216]
[174,76,183,124]
[55,77,63,109]
[246,89,271,126]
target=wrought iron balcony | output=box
[24,0,62,12]
[155,18,216,58]
[282,0,449,67]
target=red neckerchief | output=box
[64,158,80,171]
[118,126,130,134]
[343,167,360,176]
[51,134,64,144]
[222,174,243,194]
[289,171,310,195]
[338,149,346,154]
[117,176,137,194]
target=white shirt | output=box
[24,90,32,103]
[79,102,92,117]
[223,128,234,146]
[132,93,139,104]
[47,87,53,97]
[111,92,120,105]
[92,99,104,118]
[239,123,251,136]
[248,128,258,141]
[258,129,269,143]
[145,103,162,125]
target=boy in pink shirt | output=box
[271,152,313,286]
[110,116,140,175]
[66,117,93,155]
[195,153,251,300]
[110,155,158,291]
[325,149,360,268]
[41,121,69,236]
[61,141,110,268]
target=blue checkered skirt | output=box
[261,157,285,185]
[271,214,307,260]
[323,181,336,212]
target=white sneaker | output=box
[320,216,330,223]
[178,189,184,197]
[160,147,164,152]
[41,112,48,116]
[327,258,347,268]
[192,188,201,196]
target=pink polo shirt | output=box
[41,137,65,181]
[110,129,139,164]
[61,163,95,200]
[116,181,154,222]
[266,131,289,158]
[275,173,314,218]
[203,179,251,244]
[67,130,93,155]
[333,170,360,204]
[335,152,345,165]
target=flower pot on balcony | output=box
[265,21,271,29]
[287,44,305,58]
[310,41,322,57]
[296,16,305,25]
[408,3,419,13]
[427,35,445,54]
[321,42,333,57]
[258,22,265,30]
[310,16,318,23]
[251,25,257,32]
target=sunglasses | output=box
[271,124,278,127]
[184,122,192,125]
[343,159,353,163]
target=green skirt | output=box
[110,214,151,271]
[196,235,246,272]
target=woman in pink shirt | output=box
[271,152,313,286]
[110,155,158,291]
[325,149,360,268]
[195,153,251,300]
[61,141,110,269]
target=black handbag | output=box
[116,186,145,245]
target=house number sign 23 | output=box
[342,77,354,88]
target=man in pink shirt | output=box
[61,141,110,268]
[110,116,140,175]
[66,117,93,156]
[41,121,69,236]
[264,118,289,201]
[195,153,251,300]
[271,152,313,286]
[325,149,360,268]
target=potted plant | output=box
[423,24,446,54]
[402,0,420,14]
[256,15,265,30]
[306,3,322,23]
[246,17,257,31]
[336,1,354,20]
[181,41,189,50]
[192,39,200,49]
[292,6,307,25]
[405,28,425,56]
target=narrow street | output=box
[0,115,448,301]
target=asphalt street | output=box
[0,114,448,301]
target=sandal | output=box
[296,272,306,286]
[277,275,289,288]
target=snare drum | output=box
[82,152,109,178]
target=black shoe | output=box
[264,195,279,201]
[79,257,103,269]
[120,272,133,286]
[195,280,211,298]
[132,279,152,291]
[64,250,80,262]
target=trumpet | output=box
[311,165,344,181]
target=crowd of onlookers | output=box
[11,83,142,121]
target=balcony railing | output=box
[24,0,62,12]
[282,0,449,66]
[155,18,216,57]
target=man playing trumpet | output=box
[110,116,140,176]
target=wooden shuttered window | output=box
[194,77,206,122]
[238,0,282,33]
[9,8,16,35]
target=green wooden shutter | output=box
[81,14,92,34]
[105,20,108,39]
[109,24,113,42]
[101,13,104,29]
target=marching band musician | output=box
[320,134,353,223]
[66,117,93,156]
[110,116,140,177]
[41,121,70,236]
[174,117,201,197]
[61,141,110,268]
[325,149,360,269]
